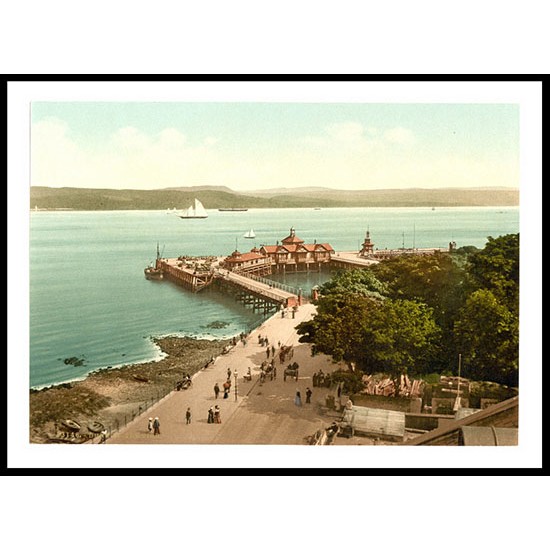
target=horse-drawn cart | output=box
[283,362,299,382]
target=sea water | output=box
[29,206,519,388]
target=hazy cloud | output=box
[30,117,517,191]
[383,126,415,144]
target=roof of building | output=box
[459,426,518,446]
[260,243,334,254]
[342,406,405,440]
[281,227,304,245]
[224,251,268,263]
[401,396,518,446]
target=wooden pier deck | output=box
[331,248,448,270]
[154,258,300,311]
[214,268,300,308]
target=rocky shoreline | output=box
[29,336,230,443]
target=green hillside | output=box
[30,186,519,210]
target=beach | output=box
[29,336,231,443]
[29,302,353,445]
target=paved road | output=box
[108,303,343,445]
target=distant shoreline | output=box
[30,204,520,212]
[30,185,520,210]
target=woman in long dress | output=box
[295,391,302,407]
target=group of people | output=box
[147,403,223,433]
[148,417,161,435]
[279,345,294,364]
[207,405,222,424]
[213,371,234,400]
[294,387,313,406]
[312,369,332,388]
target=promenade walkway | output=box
[108,303,343,445]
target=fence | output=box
[93,382,179,444]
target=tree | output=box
[453,289,518,386]
[359,299,441,392]
[318,269,388,301]
[467,233,519,313]
[370,252,469,330]
[297,295,378,367]
[297,296,441,393]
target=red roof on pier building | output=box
[281,227,304,245]
[223,250,268,264]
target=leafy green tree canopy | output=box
[467,233,519,312]
[318,269,388,300]
[454,288,519,386]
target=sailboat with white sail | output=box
[179,198,208,219]
[243,229,256,239]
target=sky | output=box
[30,102,520,191]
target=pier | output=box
[154,258,301,311]
[158,258,216,292]
[148,229,449,310]
[214,268,301,312]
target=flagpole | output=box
[453,353,462,412]
[456,353,462,411]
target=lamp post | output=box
[234,369,238,402]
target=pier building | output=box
[221,250,273,276]
[258,227,334,273]
[145,228,449,313]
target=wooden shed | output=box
[459,426,518,446]
[341,406,405,441]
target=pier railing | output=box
[237,272,302,296]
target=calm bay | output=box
[29,206,519,388]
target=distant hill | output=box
[30,186,519,210]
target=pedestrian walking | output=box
[214,382,220,399]
[227,367,231,379]
[306,387,312,404]
[271,345,275,357]
[295,391,302,407]
[266,347,270,359]
[153,417,161,435]
[148,417,153,433]
[186,407,192,424]
[207,407,214,424]
[214,405,221,423]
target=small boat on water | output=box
[219,207,248,212]
[243,229,256,239]
[179,198,208,219]
[144,265,163,280]
[144,243,164,280]
[165,207,177,214]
